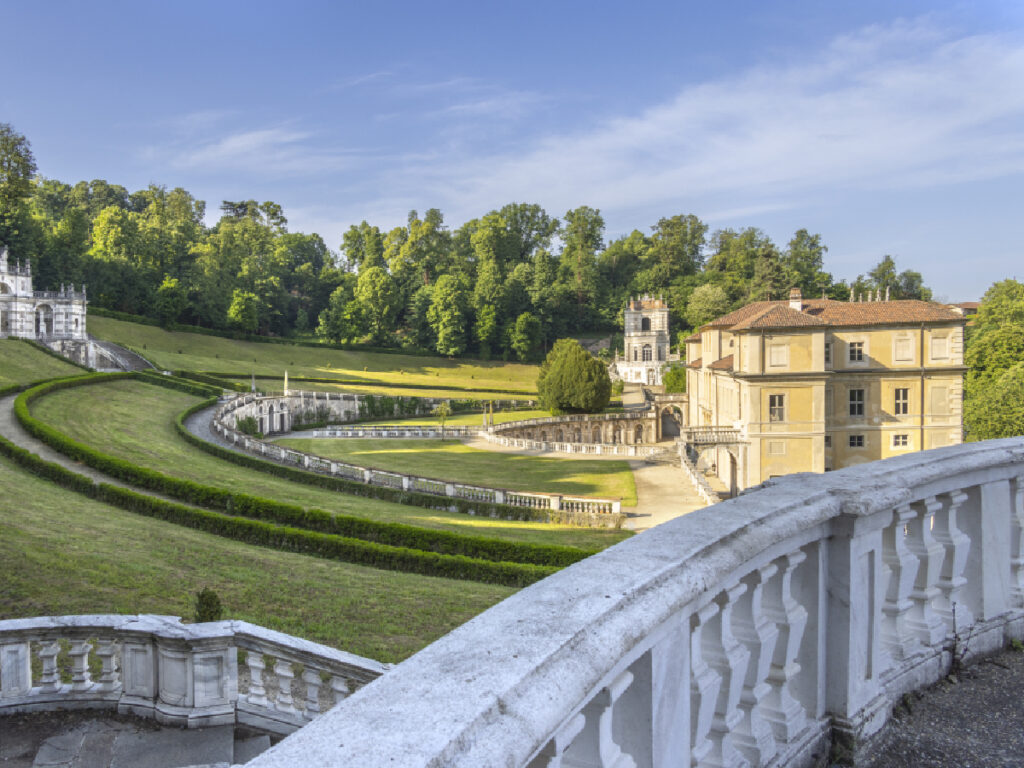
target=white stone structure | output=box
[0,246,87,340]
[610,295,678,385]
[0,614,386,735]
[243,437,1024,767]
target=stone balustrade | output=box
[312,425,480,439]
[245,437,1024,767]
[210,399,624,524]
[678,441,722,505]
[683,425,744,445]
[0,615,387,737]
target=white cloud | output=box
[163,127,357,176]
[364,19,1024,225]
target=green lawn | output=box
[225,378,536,401]
[0,339,84,388]
[0,455,512,662]
[30,378,631,550]
[88,316,539,394]
[276,438,637,505]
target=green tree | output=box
[559,206,604,328]
[0,123,37,248]
[685,283,730,329]
[342,221,384,271]
[432,400,452,440]
[634,214,706,293]
[428,274,469,355]
[154,276,186,327]
[510,311,542,362]
[227,289,260,333]
[316,279,363,343]
[783,229,832,297]
[537,338,611,414]
[354,266,399,344]
[851,255,932,301]
[663,365,687,393]
[965,362,1024,441]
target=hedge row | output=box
[0,424,552,587]
[136,370,222,398]
[18,374,601,565]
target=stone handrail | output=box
[683,425,744,445]
[679,440,722,505]
[483,432,663,457]
[0,615,387,737]
[312,425,480,439]
[246,438,1024,767]
[212,397,624,523]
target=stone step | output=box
[31,720,236,768]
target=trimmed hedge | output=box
[174,370,249,392]
[0,426,552,586]
[18,374,603,567]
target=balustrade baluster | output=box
[245,652,269,708]
[528,713,586,768]
[1,641,32,698]
[731,564,779,766]
[932,491,973,631]
[703,582,752,768]
[557,669,636,768]
[690,602,723,766]
[881,504,922,663]
[760,550,809,746]
[301,667,323,719]
[68,640,93,692]
[330,676,349,706]
[1011,477,1024,608]
[273,658,299,716]
[905,498,947,647]
[95,639,120,693]
[37,641,61,693]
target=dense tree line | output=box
[1,123,933,361]
[964,280,1024,441]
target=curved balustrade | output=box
[0,615,386,737]
[210,396,625,523]
[247,438,1024,767]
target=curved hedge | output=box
[0,424,552,586]
[17,374,600,569]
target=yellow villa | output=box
[685,288,966,493]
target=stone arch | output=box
[614,427,622,444]
[0,281,12,294]
[661,407,681,438]
[634,424,644,443]
[540,431,547,442]
[35,304,54,337]
[592,426,601,443]
[556,429,564,442]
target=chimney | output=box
[788,287,802,311]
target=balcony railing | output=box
[245,437,1024,767]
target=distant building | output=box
[685,287,966,493]
[610,295,678,385]
[0,246,87,340]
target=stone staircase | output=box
[2,714,271,768]
[643,444,680,466]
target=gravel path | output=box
[862,647,1024,768]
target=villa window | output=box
[893,434,909,448]
[848,341,864,362]
[768,343,788,367]
[769,394,785,423]
[642,345,653,362]
[849,388,865,417]
[849,434,865,448]
[633,348,638,361]
[824,342,832,366]
[641,317,651,332]
[824,435,832,447]
[931,335,949,360]
[894,387,909,415]
[894,336,913,363]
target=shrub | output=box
[537,339,611,414]
[194,587,223,622]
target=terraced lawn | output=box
[30,378,631,551]
[276,438,637,506]
[88,316,538,393]
[224,378,536,401]
[356,409,550,426]
[0,339,84,388]
[0,455,512,662]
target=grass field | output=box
[30,379,631,550]
[276,438,638,505]
[0,455,512,662]
[88,316,539,393]
[0,339,84,388]
[225,378,536,401]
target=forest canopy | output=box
[1,123,935,361]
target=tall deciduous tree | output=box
[560,206,604,328]
[354,266,399,344]
[0,123,37,248]
[428,274,469,356]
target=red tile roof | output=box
[709,354,734,371]
[704,298,962,331]
[687,357,702,369]
[684,333,701,343]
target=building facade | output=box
[610,295,678,385]
[685,288,966,493]
[0,246,87,341]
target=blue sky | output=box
[2,1,1023,301]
